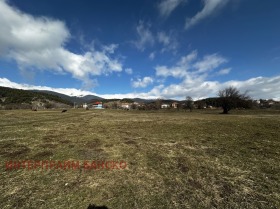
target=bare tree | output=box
[218,86,251,114]
[112,102,118,109]
[196,100,206,109]
[155,98,162,110]
[177,102,182,111]
[186,96,194,112]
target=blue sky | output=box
[0,0,280,99]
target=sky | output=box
[0,0,280,100]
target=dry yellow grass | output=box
[0,109,279,208]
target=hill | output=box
[0,86,72,109]
[30,90,104,104]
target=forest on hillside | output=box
[0,86,72,109]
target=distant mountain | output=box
[81,94,104,102]
[131,98,155,103]
[30,90,104,104]
[134,98,180,104]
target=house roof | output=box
[92,102,102,105]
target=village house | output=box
[92,102,103,109]
[161,104,170,109]
[82,103,88,109]
[268,100,275,105]
[121,102,131,109]
[171,102,178,108]
[133,102,140,106]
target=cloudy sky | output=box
[0,0,279,100]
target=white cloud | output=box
[132,77,154,88]
[154,51,230,99]
[102,44,119,54]
[158,0,186,18]
[149,52,156,60]
[185,0,229,30]
[151,75,280,101]
[155,55,191,78]
[156,50,226,78]
[0,1,70,53]
[178,50,198,66]
[157,31,178,53]
[193,53,228,73]
[133,21,154,51]
[217,68,231,75]
[158,32,170,45]
[133,23,177,53]
[156,65,188,78]
[0,0,123,88]
[158,79,220,99]
[153,51,280,100]
[125,68,133,74]
[222,76,280,101]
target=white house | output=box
[161,104,169,109]
[171,102,178,108]
[83,103,88,109]
[121,103,131,109]
[92,102,103,109]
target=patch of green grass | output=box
[0,109,279,208]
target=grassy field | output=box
[0,109,279,209]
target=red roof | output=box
[93,102,102,105]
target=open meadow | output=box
[0,109,279,209]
